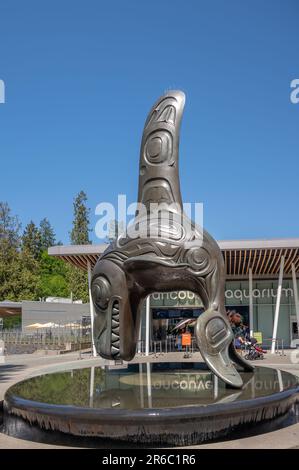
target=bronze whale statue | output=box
[91,90,253,388]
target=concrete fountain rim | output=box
[3,365,299,423]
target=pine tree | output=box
[0,203,67,303]
[22,221,42,260]
[9,250,39,301]
[0,201,21,253]
[67,191,91,303]
[39,218,56,250]
[70,191,91,245]
[0,202,21,300]
[0,204,40,302]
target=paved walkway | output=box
[0,349,299,449]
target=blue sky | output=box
[0,0,298,243]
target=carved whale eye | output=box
[186,247,215,275]
[92,277,110,310]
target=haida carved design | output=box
[91,90,253,388]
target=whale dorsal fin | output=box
[137,90,185,213]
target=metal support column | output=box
[137,319,142,354]
[291,263,299,341]
[146,362,152,408]
[249,268,254,337]
[145,295,151,356]
[271,256,284,354]
[87,261,97,357]
[89,366,95,407]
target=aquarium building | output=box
[48,238,299,350]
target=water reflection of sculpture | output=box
[91,91,253,388]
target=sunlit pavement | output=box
[1,349,299,449]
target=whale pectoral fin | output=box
[195,309,244,388]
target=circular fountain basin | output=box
[3,362,299,446]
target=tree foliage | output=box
[9,250,39,300]
[39,218,56,250]
[0,202,21,249]
[66,264,89,303]
[0,202,22,300]
[22,221,42,260]
[68,190,91,302]
[36,251,70,300]
[0,195,91,308]
[70,190,91,245]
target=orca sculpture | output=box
[91,90,253,388]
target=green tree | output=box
[0,203,71,303]
[70,191,91,245]
[66,264,89,303]
[22,221,42,260]
[3,315,21,329]
[36,251,70,299]
[67,191,91,303]
[9,249,39,300]
[0,201,21,250]
[0,202,21,301]
[39,218,56,250]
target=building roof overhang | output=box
[48,238,299,278]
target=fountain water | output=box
[3,362,299,446]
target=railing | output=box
[0,327,92,354]
[137,335,287,358]
[0,328,288,358]
[261,338,286,356]
[136,336,199,356]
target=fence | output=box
[0,328,287,357]
[260,337,286,356]
[137,335,287,357]
[0,327,92,354]
[137,335,199,356]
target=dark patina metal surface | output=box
[91,91,253,388]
